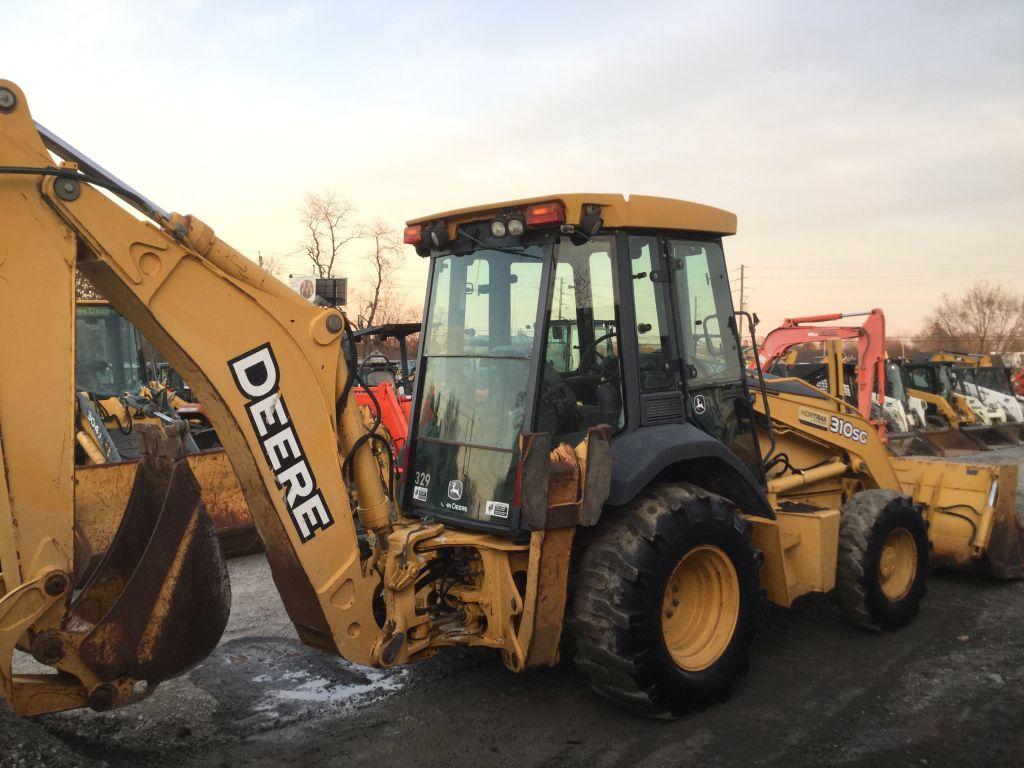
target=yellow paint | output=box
[661,545,740,672]
[747,510,840,608]
[879,527,917,600]
[407,193,737,237]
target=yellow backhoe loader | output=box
[1,81,1020,722]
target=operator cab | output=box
[402,195,762,533]
[76,301,150,398]
[906,361,956,402]
[972,366,1016,397]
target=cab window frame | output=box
[533,234,627,440]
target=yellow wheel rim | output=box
[879,527,917,601]
[661,545,740,672]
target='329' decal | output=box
[829,416,868,444]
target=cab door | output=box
[626,234,687,425]
[663,238,762,477]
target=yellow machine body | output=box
[0,81,611,716]
[0,79,1018,720]
[752,377,1023,587]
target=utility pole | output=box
[557,277,565,320]
[738,264,746,339]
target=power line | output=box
[741,264,1022,273]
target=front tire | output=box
[572,483,761,718]
[836,489,929,630]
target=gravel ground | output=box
[5,446,1024,768]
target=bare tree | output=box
[355,219,402,328]
[917,282,1024,355]
[257,252,285,277]
[372,286,422,325]
[884,334,915,360]
[298,192,358,278]
[357,287,422,358]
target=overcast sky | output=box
[4,0,1022,335]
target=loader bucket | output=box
[993,421,1024,445]
[892,458,1023,578]
[69,422,231,689]
[962,423,1021,449]
[885,431,942,457]
[912,426,990,456]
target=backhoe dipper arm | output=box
[758,309,887,426]
[0,80,391,699]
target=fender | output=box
[606,423,775,519]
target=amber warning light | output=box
[524,201,566,227]
[403,225,423,245]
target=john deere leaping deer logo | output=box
[448,480,464,501]
[693,394,707,415]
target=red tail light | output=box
[524,201,565,227]
[403,225,423,245]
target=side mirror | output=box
[637,323,652,334]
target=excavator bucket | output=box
[892,458,1023,579]
[68,422,231,698]
[74,449,259,583]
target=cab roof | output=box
[406,193,737,236]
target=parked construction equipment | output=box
[903,360,1021,450]
[931,352,1024,443]
[73,301,256,562]
[1013,367,1024,398]
[756,309,936,437]
[0,82,1020,722]
[754,312,1022,574]
[756,311,979,456]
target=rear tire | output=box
[836,489,929,630]
[572,483,761,718]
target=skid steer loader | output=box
[903,360,1014,450]
[931,352,1024,444]
[1,81,1020,721]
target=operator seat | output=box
[593,355,622,427]
[537,361,579,435]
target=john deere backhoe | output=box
[1,81,1020,720]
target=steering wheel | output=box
[578,330,617,372]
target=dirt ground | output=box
[5,448,1024,768]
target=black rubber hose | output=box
[0,166,159,217]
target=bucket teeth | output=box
[69,422,231,686]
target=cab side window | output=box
[539,236,624,439]
[629,236,674,391]
[670,240,741,386]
